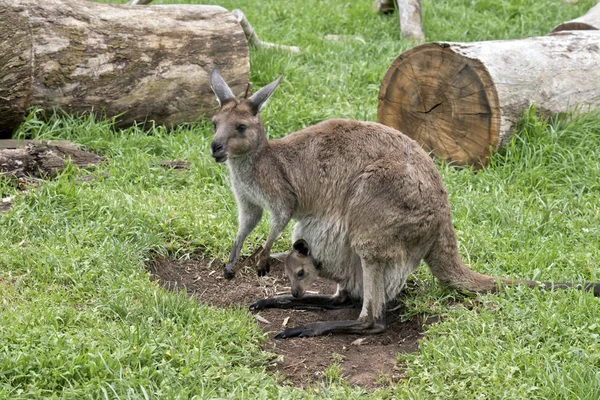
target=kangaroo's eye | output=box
[212,121,217,130]
[236,124,247,134]
[297,270,305,278]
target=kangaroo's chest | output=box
[230,174,275,211]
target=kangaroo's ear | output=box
[248,75,282,115]
[210,68,235,107]
[270,252,289,263]
[292,239,310,257]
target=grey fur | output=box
[248,75,282,114]
[210,70,600,338]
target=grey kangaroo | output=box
[209,69,600,338]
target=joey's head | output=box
[276,239,320,298]
[209,68,281,163]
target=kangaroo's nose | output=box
[210,141,224,155]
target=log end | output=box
[377,44,500,167]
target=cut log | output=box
[552,2,600,32]
[0,140,105,179]
[0,0,249,137]
[378,31,600,167]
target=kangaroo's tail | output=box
[424,220,600,297]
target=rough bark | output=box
[0,0,249,137]
[552,2,600,32]
[0,141,105,179]
[378,31,600,167]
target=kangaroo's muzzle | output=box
[210,141,227,163]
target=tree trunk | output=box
[552,2,600,32]
[0,0,249,137]
[377,31,600,167]
[397,0,425,41]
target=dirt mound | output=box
[148,255,427,388]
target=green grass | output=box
[1,0,599,398]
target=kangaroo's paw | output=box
[223,263,236,280]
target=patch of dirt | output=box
[148,255,428,388]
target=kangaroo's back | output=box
[270,118,445,219]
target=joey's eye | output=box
[236,124,247,134]
[297,270,305,278]
[212,121,217,130]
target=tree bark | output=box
[552,2,600,32]
[378,31,600,167]
[397,0,425,41]
[0,0,249,137]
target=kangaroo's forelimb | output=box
[254,211,292,276]
[224,202,263,279]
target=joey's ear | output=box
[270,252,289,263]
[248,75,282,115]
[292,239,310,257]
[210,68,235,107]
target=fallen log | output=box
[0,0,249,137]
[552,2,600,32]
[378,30,600,167]
[0,141,105,180]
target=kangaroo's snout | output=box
[210,141,227,163]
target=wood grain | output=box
[378,31,600,167]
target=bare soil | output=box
[147,254,428,388]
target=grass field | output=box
[1,0,599,398]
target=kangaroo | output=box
[209,69,600,338]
